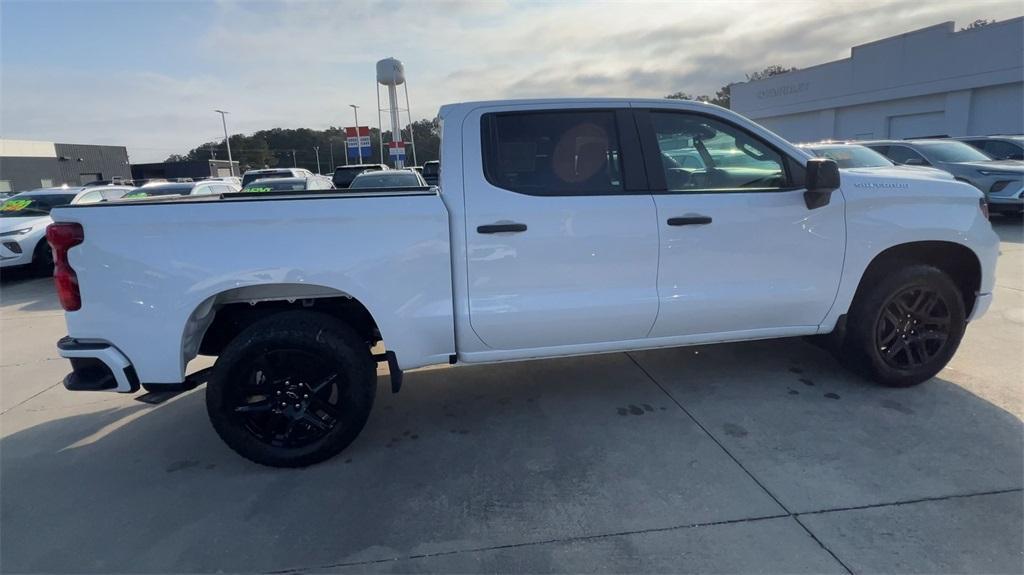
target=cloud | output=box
[2,0,1021,161]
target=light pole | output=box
[349,104,362,164]
[291,149,297,167]
[329,140,335,172]
[313,146,321,174]
[214,109,234,175]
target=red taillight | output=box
[46,223,84,311]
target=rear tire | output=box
[206,311,376,467]
[840,265,966,387]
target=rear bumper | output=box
[57,337,140,393]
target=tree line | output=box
[168,118,441,173]
[665,65,797,108]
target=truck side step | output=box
[372,350,404,393]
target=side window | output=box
[887,146,928,165]
[75,191,104,204]
[983,140,1021,160]
[100,188,127,201]
[481,110,624,195]
[649,112,789,192]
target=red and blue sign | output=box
[345,127,372,160]
[388,141,406,161]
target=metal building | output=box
[0,139,131,193]
[731,18,1024,142]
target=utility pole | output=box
[349,104,362,164]
[214,109,234,175]
[313,146,321,174]
[329,140,335,172]
[291,149,297,167]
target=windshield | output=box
[916,141,992,163]
[242,178,308,193]
[0,194,76,217]
[809,145,893,168]
[333,166,382,187]
[242,171,292,186]
[349,172,422,189]
[121,184,193,199]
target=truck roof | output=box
[438,97,725,117]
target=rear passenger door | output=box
[462,105,659,350]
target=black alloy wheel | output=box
[875,286,952,371]
[228,349,345,448]
[207,311,376,467]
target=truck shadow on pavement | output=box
[1,337,1021,573]
[0,270,62,313]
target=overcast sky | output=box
[2,0,1021,162]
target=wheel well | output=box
[857,241,981,315]
[194,292,380,358]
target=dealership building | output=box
[731,18,1024,143]
[0,139,131,193]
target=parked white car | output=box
[48,98,997,467]
[0,186,133,271]
[241,168,316,188]
[120,180,240,200]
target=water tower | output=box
[376,57,417,168]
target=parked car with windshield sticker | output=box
[1,185,133,272]
[120,180,240,200]
[241,175,334,193]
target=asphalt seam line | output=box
[266,512,793,574]
[625,352,855,575]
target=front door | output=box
[462,106,659,350]
[638,108,846,338]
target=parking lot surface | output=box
[1,219,1021,573]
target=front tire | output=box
[206,311,376,467]
[841,265,966,387]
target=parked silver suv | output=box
[953,135,1024,161]
[860,139,1023,215]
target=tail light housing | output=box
[46,223,84,311]
[979,198,990,220]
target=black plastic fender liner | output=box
[372,350,404,393]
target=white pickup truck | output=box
[48,99,998,467]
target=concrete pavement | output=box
[1,218,1021,573]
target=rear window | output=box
[481,110,623,195]
[242,171,292,187]
[349,172,423,189]
[333,166,383,187]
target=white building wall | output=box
[732,18,1024,142]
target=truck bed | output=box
[50,189,455,384]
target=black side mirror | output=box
[804,158,840,209]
